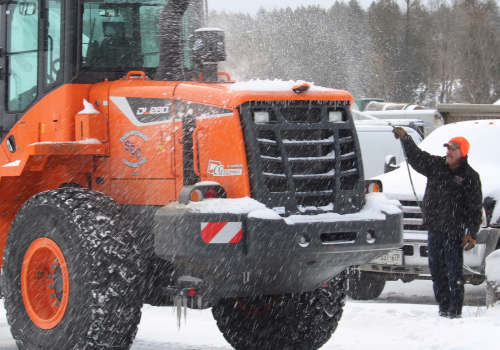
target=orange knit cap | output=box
[443,136,470,158]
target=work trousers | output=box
[427,230,465,315]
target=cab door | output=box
[0,1,64,158]
[1,0,41,160]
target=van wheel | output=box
[1,188,144,350]
[346,271,386,300]
[212,273,346,350]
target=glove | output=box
[462,235,476,251]
[392,127,407,140]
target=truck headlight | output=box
[365,180,383,194]
[328,111,343,123]
[254,111,270,123]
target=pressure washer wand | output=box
[389,123,421,208]
[351,110,421,207]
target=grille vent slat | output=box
[400,201,427,231]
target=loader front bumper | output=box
[154,194,403,297]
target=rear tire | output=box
[212,273,346,350]
[1,188,145,350]
[346,271,386,300]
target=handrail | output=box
[192,127,206,177]
[126,71,147,80]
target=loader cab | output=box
[0,0,205,142]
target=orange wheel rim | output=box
[236,295,277,317]
[21,238,70,329]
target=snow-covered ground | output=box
[0,280,497,350]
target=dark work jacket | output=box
[401,135,482,239]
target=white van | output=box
[355,121,422,179]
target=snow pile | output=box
[78,98,100,114]
[1,160,21,167]
[230,79,329,92]
[194,181,221,187]
[30,139,102,145]
[185,197,267,214]
[284,193,401,224]
[248,209,282,220]
[178,193,400,223]
[485,250,500,291]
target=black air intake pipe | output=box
[155,0,192,81]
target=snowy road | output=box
[0,280,497,350]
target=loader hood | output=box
[173,80,354,109]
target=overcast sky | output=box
[208,0,376,14]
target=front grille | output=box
[240,101,364,214]
[400,200,427,231]
[402,245,414,256]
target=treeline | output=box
[209,0,500,107]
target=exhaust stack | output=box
[155,0,192,81]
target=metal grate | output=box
[241,101,362,213]
[400,200,427,231]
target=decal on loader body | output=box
[120,131,148,168]
[111,96,173,126]
[207,159,243,176]
[201,222,243,244]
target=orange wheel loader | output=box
[0,1,403,349]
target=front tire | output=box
[1,189,145,350]
[212,273,346,350]
[346,271,386,300]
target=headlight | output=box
[328,111,343,123]
[254,111,270,123]
[368,183,381,192]
[179,184,227,204]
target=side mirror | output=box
[19,2,37,16]
[384,155,399,173]
[483,196,497,227]
[6,135,16,153]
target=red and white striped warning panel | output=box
[201,222,243,244]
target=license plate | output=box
[370,250,403,265]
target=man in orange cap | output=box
[393,128,482,319]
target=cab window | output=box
[45,0,63,91]
[6,1,39,111]
[81,0,197,72]
[81,1,167,70]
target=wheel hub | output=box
[236,295,277,317]
[21,238,70,329]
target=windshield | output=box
[81,0,197,71]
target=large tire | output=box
[346,271,386,300]
[1,189,145,350]
[212,273,346,350]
